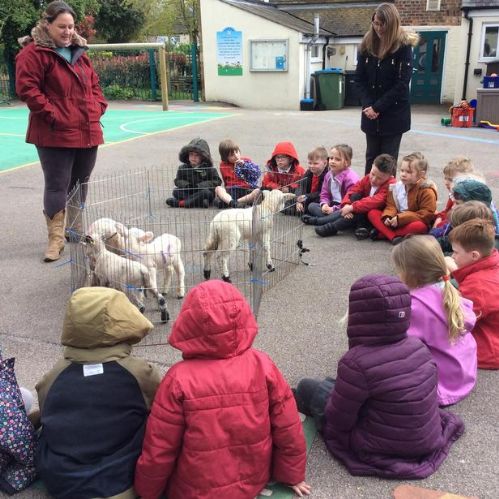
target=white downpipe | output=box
[305,44,311,99]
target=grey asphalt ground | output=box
[1,101,498,498]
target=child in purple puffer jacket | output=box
[294,274,464,479]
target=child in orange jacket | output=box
[368,152,437,245]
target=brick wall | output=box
[396,0,463,26]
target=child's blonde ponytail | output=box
[441,278,465,343]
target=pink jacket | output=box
[407,284,477,406]
[319,168,360,208]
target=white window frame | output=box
[426,0,441,11]
[479,23,499,61]
[311,44,321,63]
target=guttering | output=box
[462,8,473,100]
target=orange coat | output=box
[382,179,437,227]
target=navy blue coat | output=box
[355,43,413,136]
[323,274,464,479]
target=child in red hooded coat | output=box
[135,281,310,499]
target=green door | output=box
[411,31,447,104]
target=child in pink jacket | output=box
[392,235,477,405]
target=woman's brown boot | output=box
[44,210,65,262]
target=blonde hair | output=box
[449,201,493,227]
[360,3,418,59]
[308,146,328,161]
[443,156,474,177]
[331,144,353,166]
[401,152,428,177]
[391,235,465,342]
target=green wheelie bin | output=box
[314,68,345,110]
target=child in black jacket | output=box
[166,138,222,208]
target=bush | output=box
[103,84,135,100]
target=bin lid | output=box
[315,68,343,74]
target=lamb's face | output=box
[262,190,296,213]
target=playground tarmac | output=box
[0,101,498,498]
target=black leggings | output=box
[364,133,403,175]
[173,188,214,208]
[37,146,98,218]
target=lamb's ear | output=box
[141,231,154,243]
[283,193,296,202]
[115,222,126,236]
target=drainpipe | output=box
[462,8,473,100]
[322,36,330,70]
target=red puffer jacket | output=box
[135,281,306,499]
[15,28,107,148]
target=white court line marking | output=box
[409,128,499,145]
[0,132,25,137]
[119,116,221,135]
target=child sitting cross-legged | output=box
[392,235,477,406]
[313,153,396,238]
[166,137,222,208]
[36,287,161,499]
[135,281,310,499]
[214,139,261,208]
[301,144,359,229]
[295,146,329,215]
[293,274,464,479]
[368,152,437,245]
[431,156,475,234]
[447,219,499,369]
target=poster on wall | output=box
[250,40,288,72]
[217,27,243,76]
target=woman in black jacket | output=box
[355,3,418,174]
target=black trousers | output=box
[173,188,214,207]
[37,146,98,218]
[294,377,336,432]
[364,133,403,174]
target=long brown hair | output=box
[360,3,418,59]
[391,235,465,343]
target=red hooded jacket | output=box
[15,28,107,148]
[262,142,305,191]
[452,249,499,369]
[341,174,395,213]
[135,281,306,499]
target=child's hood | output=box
[169,281,258,360]
[179,137,213,167]
[268,141,300,166]
[61,287,153,349]
[347,274,411,348]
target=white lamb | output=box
[84,233,169,322]
[203,190,295,282]
[86,217,126,255]
[123,228,186,299]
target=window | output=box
[481,25,499,60]
[311,45,320,59]
[426,0,441,11]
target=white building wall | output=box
[200,0,306,109]
[455,10,499,104]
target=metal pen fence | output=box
[68,168,306,346]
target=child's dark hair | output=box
[401,152,429,176]
[219,139,240,163]
[332,144,353,165]
[448,218,495,256]
[373,153,396,176]
[449,201,493,227]
[308,146,328,161]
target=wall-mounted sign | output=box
[217,27,243,76]
[250,39,288,72]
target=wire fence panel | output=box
[68,169,306,346]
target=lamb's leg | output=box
[162,263,174,296]
[216,250,232,282]
[263,230,274,272]
[173,255,185,298]
[203,229,218,280]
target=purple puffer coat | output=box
[322,274,464,479]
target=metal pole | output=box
[191,43,199,102]
[148,49,157,101]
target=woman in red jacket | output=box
[135,280,310,499]
[16,1,107,262]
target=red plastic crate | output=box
[451,107,474,128]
